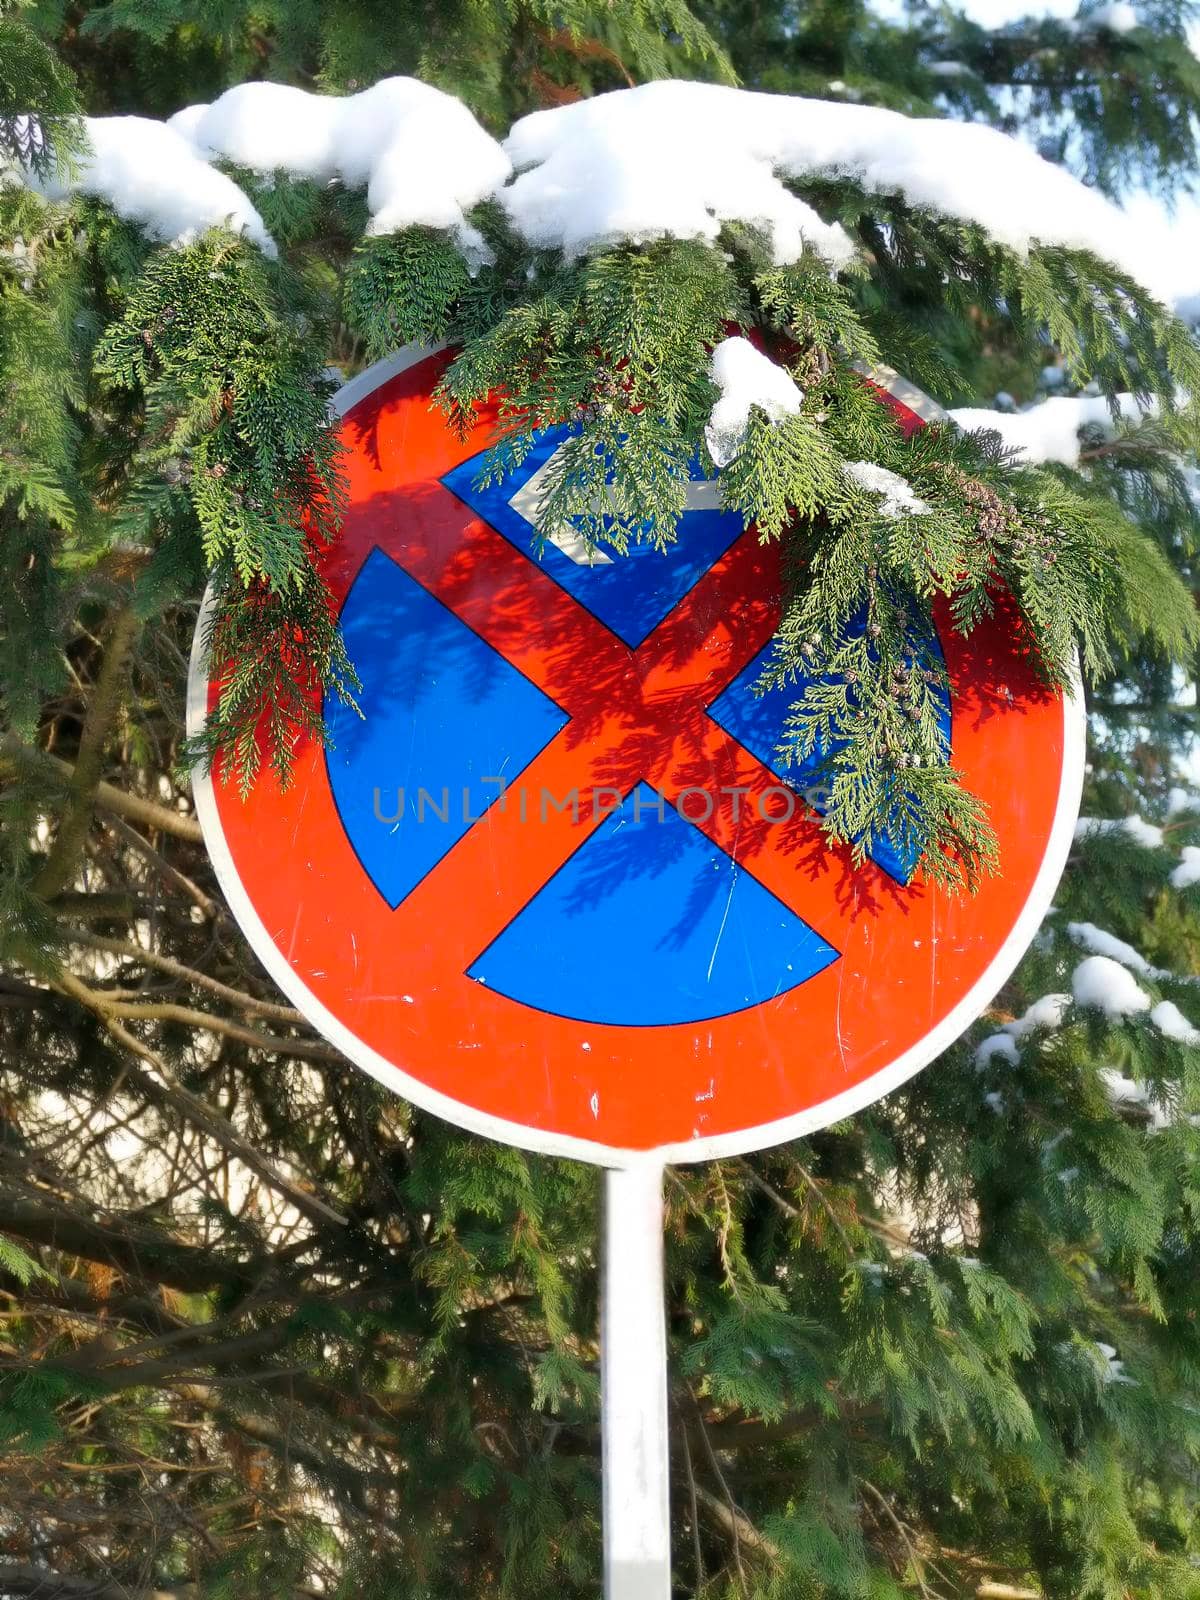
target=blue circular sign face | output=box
[190,348,1085,1165]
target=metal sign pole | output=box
[601,1161,672,1599]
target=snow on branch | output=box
[973,949,1199,1130]
[502,80,1165,284]
[949,394,1158,467]
[12,74,1181,301]
[705,337,803,466]
[1075,813,1164,848]
[20,78,511,262]
[31,115,276,256]
[1067,920,1155,976]
[1073,812,1200,896]
[1171,847,1200,889]
[171,78,511,264]
[1150,999,1200,1045]
[502,82,855,266]
[843,460,930,517]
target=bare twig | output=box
[66,930,302,1023]
[52,969,348,1228]
[1,736,204,844]
[690,1386,747,1587]
[691,1483,781,1564]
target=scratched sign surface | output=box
[188,347,1084,1165]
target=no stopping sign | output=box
[188,346,1084,1165]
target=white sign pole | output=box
[601,1161,672,1599]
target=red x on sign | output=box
[190,347,1084,1165]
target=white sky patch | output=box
[171,78,510,262]
[950,393,1156,468]
[32,115,274,255]
[873,0,1078,21]
[501,79,1162,287]
[871,0,1128,25]
[844,459,931,517]
[1075,814,1164,849]
[1122,192,1200,323]
[1090,2,1139,33]
[705,337,803,467]
[1072,954,1151,1017]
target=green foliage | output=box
[0,0,84,177]
[345,227,472,358]
[0,186,87,735]
[92,232,357,786]
[39,0,729,128]
[0,1235,51,1285]
[94,236,345,587]
[437,239,744,547]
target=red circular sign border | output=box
[187,345,1086,1167]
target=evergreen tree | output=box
[3,4,1200,1599]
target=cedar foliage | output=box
[3,3,1200,1599]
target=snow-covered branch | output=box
[949,394,1159,467]
[13,75,1189,305]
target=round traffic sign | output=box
[189,346,1084,1165]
